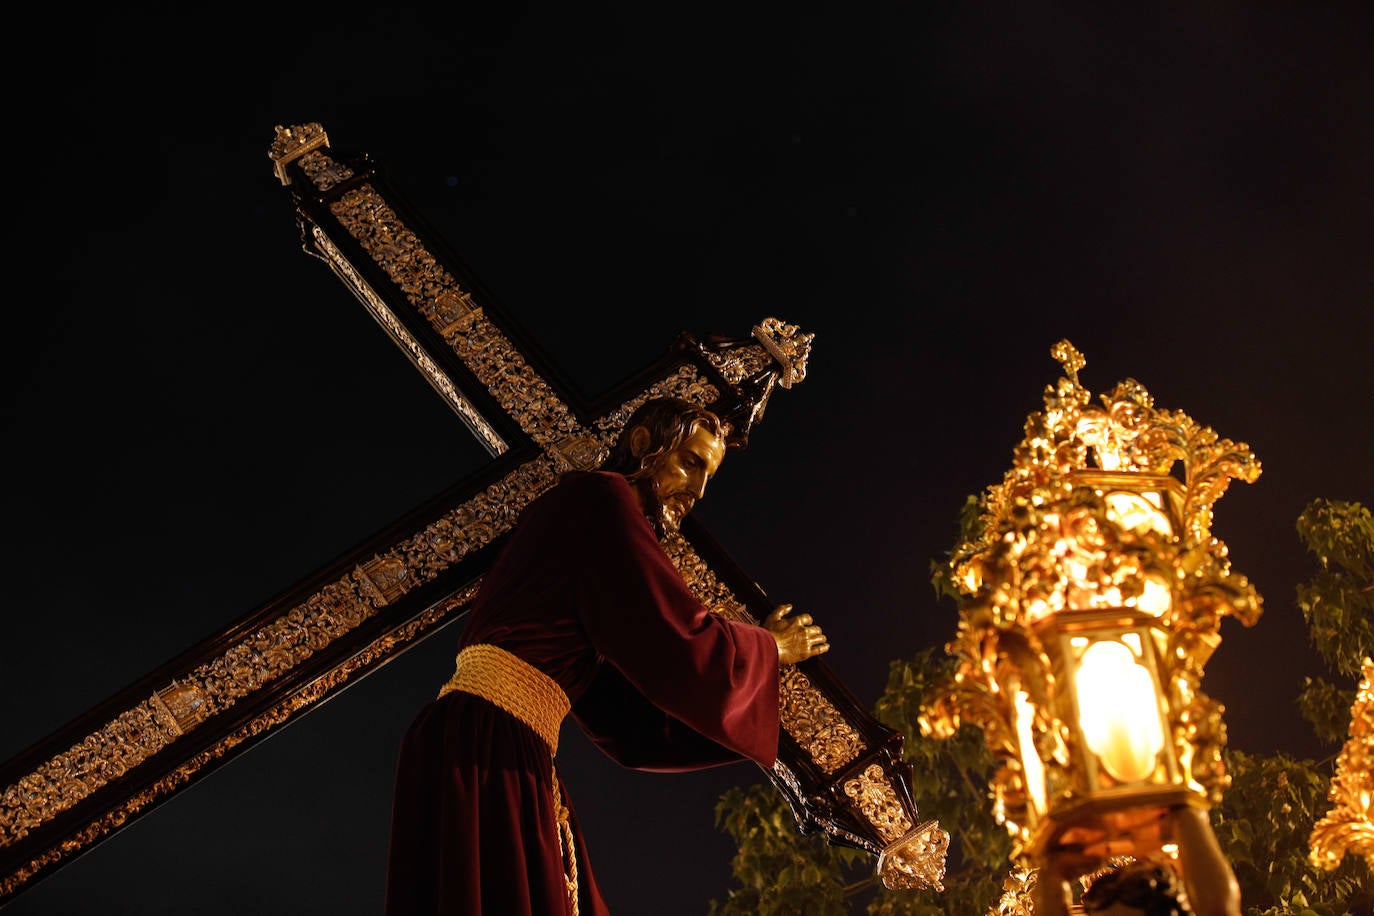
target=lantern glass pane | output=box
[1075,640,1165,783]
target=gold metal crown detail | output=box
[954,339,1262,584]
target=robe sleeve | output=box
[562,473,781,769]
[571,663,748,771]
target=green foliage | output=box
[1212,749,1367,914]
[707,783,860,916]
[928,495,985,607]
[873,650,1012,879]
[1295,499,1373,680]
[1209,499,1372,913]
[866,650,1011,916]
[1294,500,1373,745]
[1296,676,1356,746]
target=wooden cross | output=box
[0,123,948,903]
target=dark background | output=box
[3,4,1371,914]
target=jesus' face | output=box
[638,421,726,532]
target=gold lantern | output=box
[921,341,1262,911]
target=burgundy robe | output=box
[384,471,781,915]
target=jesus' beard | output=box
[635,478,680,540]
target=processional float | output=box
[0,123,948,903]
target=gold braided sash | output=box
[438,643,570,753]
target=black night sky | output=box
[3,5,1372,914]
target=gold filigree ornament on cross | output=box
[919,340,1263,885]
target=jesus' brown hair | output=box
[600,397,723,482]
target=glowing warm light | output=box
[1014,690,1047,816]
[1104,492,1173,537]
[1136,576,1172,616]
[1075,641,1164,783]
[960,566,981,592]
[1096,449,1122,470]
[1065,558,1089,582]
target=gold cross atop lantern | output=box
[921,341,1262,910]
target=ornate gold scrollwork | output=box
[751,317,813,389]
[555,436,606,471]
[842,764,951,889]
[150,684,207,737]
[780,668,863,774]
[309,226,508,456]
[877,820,951,892]
[269,122,329,186]
[356,555,412,606]
[843,764,913,842]
[1309,656,1374,871]
[991,864,1038,915]
[1,583,481,898]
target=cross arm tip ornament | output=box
[269,122,330,187]
[691,317,814,450]
[878,819,951,891]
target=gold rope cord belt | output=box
[436,643,581,914]
[437,643,571,753]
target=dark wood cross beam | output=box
[0,123,948,903]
